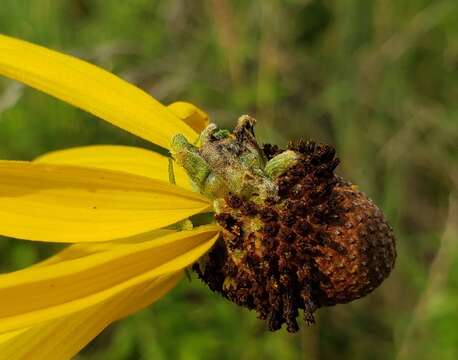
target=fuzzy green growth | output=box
[171,116,290,201]
[212,129,231,140]
[170,133,212,190]
[265,150,300,179]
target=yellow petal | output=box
[0,225,219,334]
[36,145,193,191]
[0,35,197,148]
[0,161,210,242]
[168,101,209,134]
[0,273,181,360]
[34,229,174,267]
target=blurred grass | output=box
[0,0,457,359]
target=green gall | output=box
[170,133,211,190]
[264,150,300,179]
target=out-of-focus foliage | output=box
[1,1,457,359]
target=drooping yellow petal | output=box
[168,101,209,134]
[0,225,219,334]
[33,229,174,267]
[35,145,193,191]
[0,34,197,148]
[0,273,181,360]
[0,161,210,242]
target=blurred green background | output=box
[1,0,457,359]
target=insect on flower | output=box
[0,35,395,359]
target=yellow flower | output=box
[0,34,398,358]
[0,35,220,359]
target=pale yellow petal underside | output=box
[33,229,175,267]
[0,161,210,242]
[168,101,209,134]
[35,145,193,191]
[0,225,219,334]
[0,34,197,148]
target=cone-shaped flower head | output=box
[172,116,396,332]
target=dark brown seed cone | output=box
[193,141,396,332]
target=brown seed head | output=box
[173,116,396,332]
